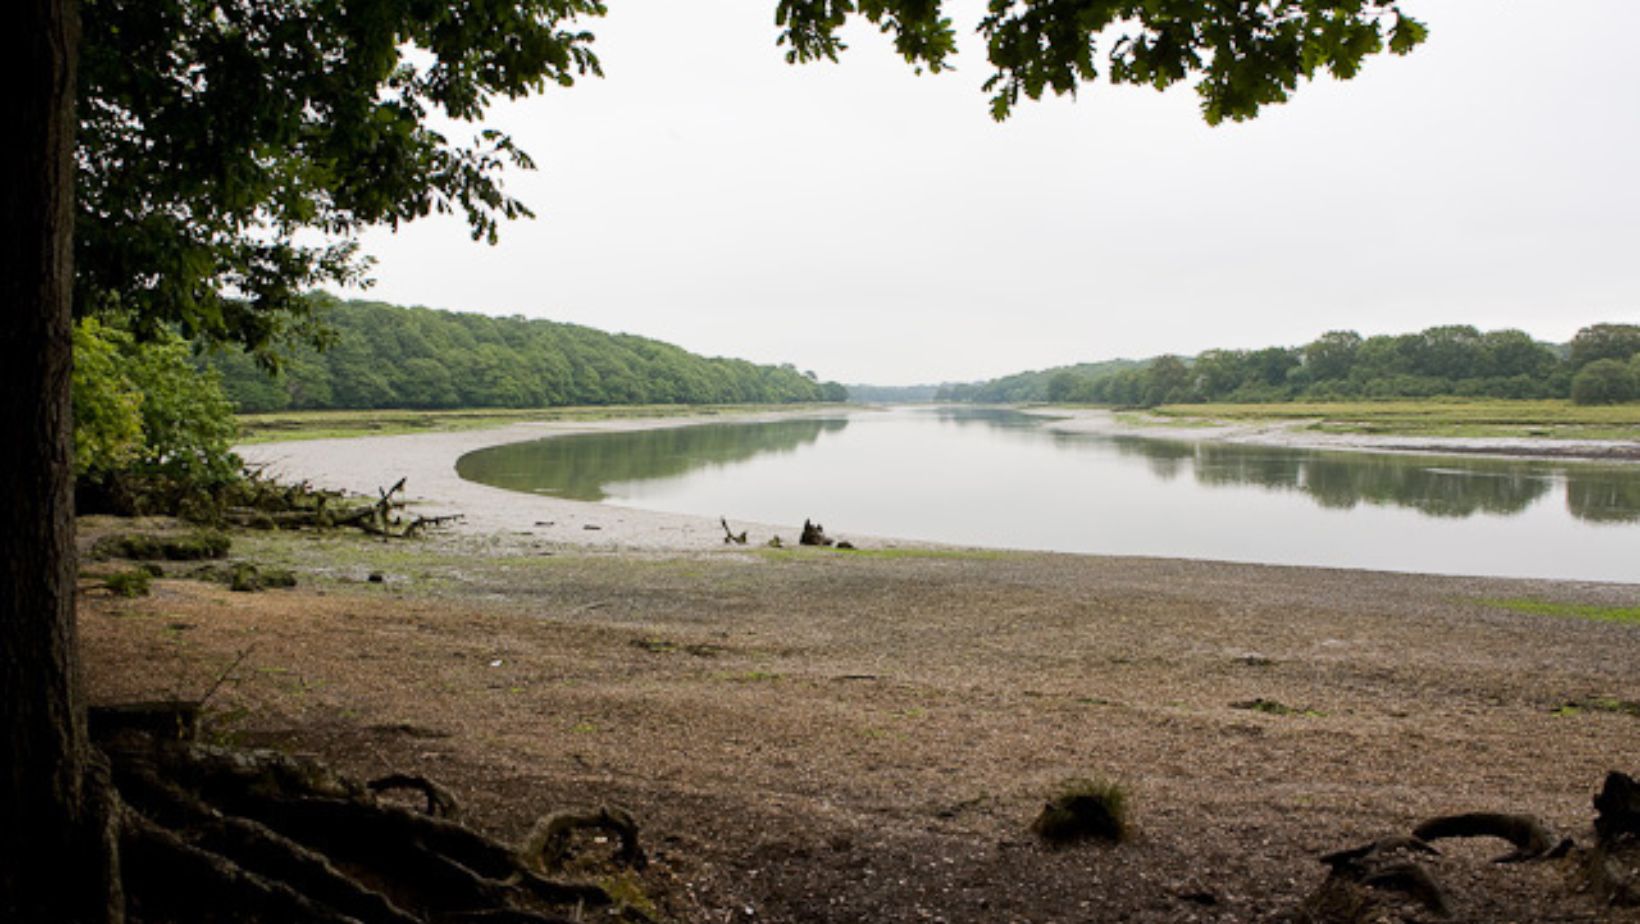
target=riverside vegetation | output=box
[938,323,1640,408]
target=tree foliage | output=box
[939,322,1637,407]
[73,0,1430,369]
[777,0,1427,122]
[1571,359,1637,406]
[72,318,241,489]
[210,297,848,411]
[76,0,606,359]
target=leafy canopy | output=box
[77,0,1426,359]
[72,318,240,487]
[776,1,1428,122]
[78,0,606,359]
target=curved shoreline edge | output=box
[234,409,856,550]
[235,405,1640,564]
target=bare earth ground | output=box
[79,417,1640,922]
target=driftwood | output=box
[799,519,833,547]
[224,477,461,539]
[90,708,649,923]
[719,516,747,545]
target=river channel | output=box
[456,407,1640,582]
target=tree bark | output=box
[0,1,119,920]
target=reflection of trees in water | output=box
[456,418,848,500]
[1107,437,1584,519]
[1565,472,1640,523]
[933,407,1051,434]
[1105,437,1195,481]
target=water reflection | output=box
[1566,472,1640,523]
[1106,438,1558,519]
[454,407,1640,580]
[455,417,848,501]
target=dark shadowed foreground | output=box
[80,523,1639,922]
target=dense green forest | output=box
[210,296,848,413]
[936,324,1640,406]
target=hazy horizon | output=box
[338,0,1639,387]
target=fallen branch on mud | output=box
[223,476,462,539]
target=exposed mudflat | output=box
[79,503,1640,922]
[79,416,1640,921]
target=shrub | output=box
[73,317,242,512]
[103,569,153,598]
[1030,777,1130,845]
[1570,359,1637,405]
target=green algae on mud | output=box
[1477,597,1640,625]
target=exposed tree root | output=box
[91,713,642,924]
[1302,772,1640,921]
[521,806,646,873]
[1412,812,1568,863]
[1586,771,1640,907]
[370,773,461,819]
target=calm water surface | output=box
[456,408,1640,583]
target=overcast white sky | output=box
[342,1,1640,386]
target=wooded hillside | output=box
[937,324,1640,407]
[210,297,848,412]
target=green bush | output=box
[74,318,243,512]
[102,569,153,598]
[1570,359,1637,405]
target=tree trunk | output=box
[0,1,120,920]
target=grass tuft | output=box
[1030,777,1130,846]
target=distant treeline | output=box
[936,324,1640,406]
[212,297,848,412]
[844,383,944,404]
